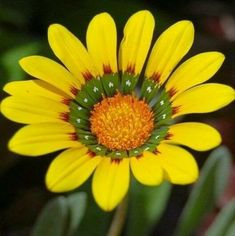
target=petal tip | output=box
[48,23,68,41]
[19,56,38,69]
[8,138,18,155]
[217,51,225,60]
[130,10,154,23]
[48,23,63,32]
[92,189,125,212]
[177,20,194,34]
[137,9,153,15]
[89,12,114,26]
[181,20,194,27]
[18,57,28,68]
[209,51,226,64]
[95,12,112,18]
[2,83,10,93]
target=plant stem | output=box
[106,196,128,236]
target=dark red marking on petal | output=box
[172,106,181,115]
[126,63,135,74]
[82,71,93,81]
[70,86,78,96]
[165,132,173,140]
[153,149,161,155]
[136,154,143,160]
[88,151,96,158]
[168,87,178,98]
[61,98,72,105]
[59,112,69,121]
[111,159,121,164]
[69,132,78,141]
[150,72,161,83]
[103,64,113,74]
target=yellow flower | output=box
[1,10,234,211]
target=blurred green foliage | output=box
[205,198,235,236]
[32,192,87,236]
[1,42,41,84]
[128,181,171,236]
[175,146,232,236]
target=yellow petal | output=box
[172,83,235,117]
[9,122,80,156]
[92,158,130,211]
[86,13,117,75]
[157,143,198,184]
[1,96,69,124]
[166,52,225,99]
[119,10,154,75]
[165,122,221,151]
[46,147,102,192]
[4,80,69,102]
[145,21,194,84]
[48,24,98,81]
[130,152,163,186]
[20,56,81,98]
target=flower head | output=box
[1,10,234,211]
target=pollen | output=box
[90,93,154,151]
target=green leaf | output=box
[175,146,232,236]
[225,221,235,236]
[205,198,235,236]
[77,190,112,236]
[127,180,171,236]
[32,192,87,236]
[1,42,41,83]
[67,192,87,236]
[32,196,69,236]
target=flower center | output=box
[90,93,154,151]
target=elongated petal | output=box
[130,152,163,186]
[165,122,221,151]
[48,24,98,81]
[157,143,198,184]
[1,96,69,124]
[20,56,81,97]
[86,13,117,75]
[119,10,154,75]
[4,80,69,101]
[145,21,194,84]
[46,148,102,192]
[166,52,225,99]
[9,122,80,156]
[172,83,235,117]
[92,158,130,211]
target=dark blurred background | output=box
[0,0,235,235]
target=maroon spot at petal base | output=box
[168,87,178,98]
[82,71,93,81]
[111,159,121,164]
[150,72,161,83]
[59,112,69,122]
[69,133,78,141]
[172,106,181,115]
[153,149,161,155]
[103,64,113,74]
[88,151,96,158]
[126,64,135,74]
[136,154,143,160]
[70,86,78,96]
[165,132,173,140]
[61,98,72,105]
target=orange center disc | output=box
[90,93,154,151]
